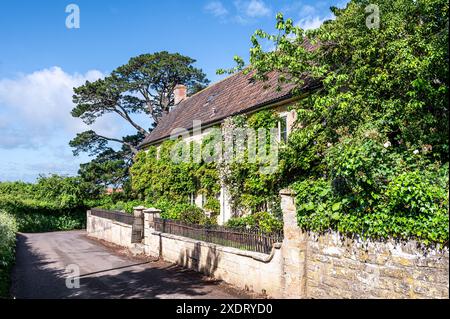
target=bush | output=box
[226,211,283,234]
[0,211,18,298]
[0,175,101,233]
[203,197,220,215]
[292,162,449,245]
[179,206,208,225]
[14,212,85,233]
[97,200,147,214]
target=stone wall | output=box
[142,208,284,297]
[279,189,449,299]
[303,232,449,299]
[86,197,449,299]
[86,210,134,248]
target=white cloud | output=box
[278,2,335,31]
[0,67,136,181]
[296,13,334,30]
[0,67,123,149]
[300,4,317,17]
[296,16,325,30]
[244,0,271,17]
[232,0,271,24]
[204,0,271,25]
[204,1,228,17]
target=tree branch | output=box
[96,133,139,155]
[113,106,149,135]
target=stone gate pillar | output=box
[131,206,146,243]
[280,189,307,298]
[143,208,162,256]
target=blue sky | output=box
[0,0,346,182]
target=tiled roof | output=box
[139,70,310,148]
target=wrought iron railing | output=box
[153,217,283,254]
[90,208,135,225]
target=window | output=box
[278,115,288,142]
[202,194,206,208]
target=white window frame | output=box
[278,112,288,143]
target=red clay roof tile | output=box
[139,70,309,148]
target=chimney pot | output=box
[174,84,187,105]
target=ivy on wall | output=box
[237,0,449,245]
[219,110,284,217]
[130,109,286,223]
[130,138,221,217]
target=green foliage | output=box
[204,197,220,214]
[232,0,449,244]
[0,182,34,198]
[293,164,448,244]
[33,174,92,209]
[246,110,280,130]
[291,126,449,244]
[14,212,85,233]
[221,111,283,214]
[156,201,215,225]
[179,206,213,225]
[226,211,283,234]
[130,139,220,204]
[70,51,209,190]
[0,211,17,298]
[0,175,103,233]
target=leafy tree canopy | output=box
[70,51,209,188]
[222,0,449,244]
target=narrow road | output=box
[11,230,250,299]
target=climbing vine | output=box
[130,109,285,224]
[234,0,449,245]
[130,138,220,210]
[219,110,283,218]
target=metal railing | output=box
[90,208,135,225]
[153,217,283,254]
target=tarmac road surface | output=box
[11,230,251,299]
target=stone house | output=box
[138,70,316,224]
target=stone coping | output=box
[88,213,132,228]
[143,208,162,213]
[149,230,281,263]
[279,188,296,196]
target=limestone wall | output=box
[86,210,134,248]
[303,232,449,299]
[142,208,284,297]
[86,198,449,299]
[279,189,449,299]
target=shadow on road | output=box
[11,232,234,299]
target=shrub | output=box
[179,206,207,224]
[0,175,98,233]
[97,200,147,214]
[14,212,85,233]
[292,163,449,245]
[203,197,220,215]
[226,211,283,234]
[0,211,18,298]
[33,174,91,209]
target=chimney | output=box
[174,84,187,105]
